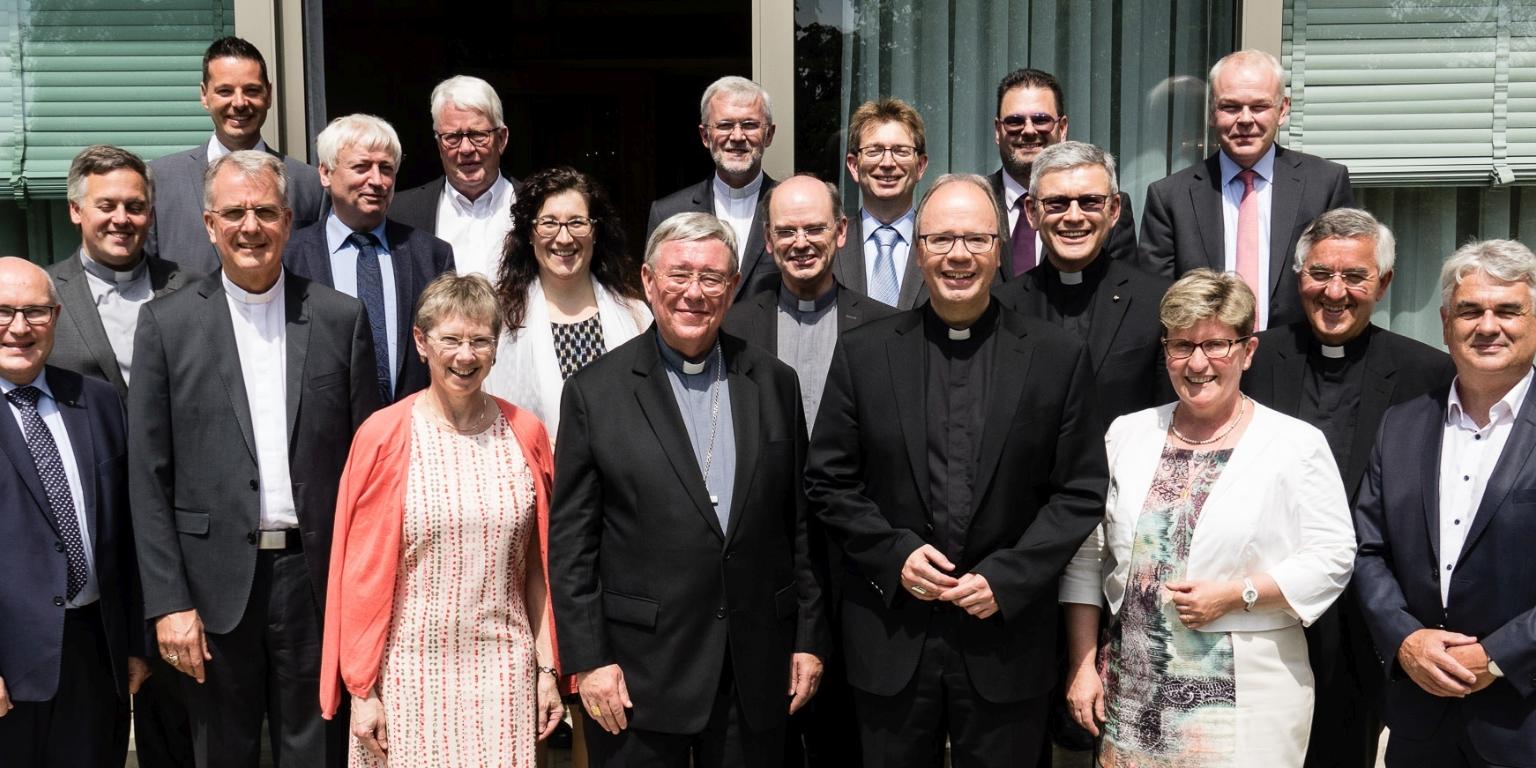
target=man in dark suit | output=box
[647,76,779,300]
[833,98,931,310]
[47,144,195,768]
[0,257,146,767]
[1245,208,1454,768]
[550,212,827,767]
[998,141,1171,422]
[1140,49,1354,330]
[146,37,324,275]
[284,114,455,404]
[129,151,379,768]
[986,68,1136,277]
[806,174,1107,767]
[1355,238,1536,768]
[389,75,520,279]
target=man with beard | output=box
[833,99,931,309]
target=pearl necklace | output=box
[1170,395,1247,446]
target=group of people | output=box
[0,31,1531,768]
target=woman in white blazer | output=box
[1059,269,1355,767]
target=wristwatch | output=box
[1241,578,1259,612]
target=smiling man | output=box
[147,37,324,275]
[833,99,931,309]
[1140,49,1354,331]
[806,174,1106,767]
[284,114,455,404]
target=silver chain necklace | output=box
[701,341,724,506]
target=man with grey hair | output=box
[647,76,780,299]
[1244,207,1452,768]
[391,74,520,279]
[130,149,379,767]
[807,174,1106,766]
[550,211,826,767]
[1354,238,1536,767]
[1140,48,1354,331]
[284,114,455,404]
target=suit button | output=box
[724,552,733,561]
[54,541,64,552]
[715,608,727,620]
[53,596,64,607]
[247,531,259,545]
[249,479,259,491]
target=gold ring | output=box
[164,653,180,663]
[910,585,927,595]
[591,704,602,717]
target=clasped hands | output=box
[901,545,998,619]
[1398,629,1496,698]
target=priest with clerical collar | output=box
[1242,206,1455,768]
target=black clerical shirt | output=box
[924,301,1000,562]
[1298,330,1371,475]
[1035,255,1110,339]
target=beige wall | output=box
[235,0,309,162]
[753,0,795,179]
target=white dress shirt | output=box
[860,207,917,296]
[436,173,515,279]
[1438,367,1534,606]
[712,171,764,259]
[78,249,154,385]
[222,271,299,530]
[324,213,399,394]
[1219,145,1276,330]
[206,136,269,164]
[1001,171,1044,257]
[1,375,98,607]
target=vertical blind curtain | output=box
[835,0,1236,221]
[1284,0,1536,187]
[1,0,233,201]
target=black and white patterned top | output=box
[552,315,607,379]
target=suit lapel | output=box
[50,372,99,550]
[54,255,126,390]
[972,314,1031,511]
[1458,384,1536,560]
[0,389,56,532]
[632,336,725,540]
[835,286,860,335]
[1348,327,1397,491]
[896,248,926,310]
[148,255,186,297]
[386,222,415,382]
[1271,326,1308,416]
[284,275,311,439]
[886,315,931,516]
[204,277,258,461]
[835,236,867,295]
[1420,393,1448,561]
[1268,148,1304,296]
[723,347,760,546]
[1086,265,1131,372]
[1189,157,1226,270]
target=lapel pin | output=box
[1113,294,1121,302]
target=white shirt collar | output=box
[1447,366,1535,428]
[445,173,512,212]
[1219,143,1277,187]
[207,136,269,164]
[222,269,285,305]
[861,207,916,244]
[1001,170,1028,211]
[713,171,764,201]
[324,211,390,254]
[0,372,53,397]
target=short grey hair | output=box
[699,76,773,126]
[315,114,402,169]
[1293,207,1395,275]
[430,75,504,129]
[1209,49,1287,102]
[67,145,155,208]
[1028,141,1120,198]
[202,150,289,210]
[414,272,501,338]
[1439,239,1536,310]
[644,212,739,275]
[915,173,1006,241]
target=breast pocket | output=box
[308,370,348,390]
[174,509,210,536]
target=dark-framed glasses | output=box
[0,304,58,326]
[426,333,496,354]
[434,129,499,149]
[1035,194,1110,215]
[1302,267,1375,290]
[998,112,1061,132]
[771,225,832,243]
[534,217,596,238]
[917,233,999,255]
[657,269,731,297]
[1162,336,1252,359]
[856,145,917,160]
[710,120,765,136]
[209,205,285,225]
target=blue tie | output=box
[871,225,901,307]
[7,386,88,600]
[348,232,393,403]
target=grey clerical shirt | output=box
[775,283,839,432]
[78,249,153,385]
[658,335,737,532]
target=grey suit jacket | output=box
[647,175,778,300]
[388,174,523,235]
[145,139,326,275]
[128,271,380,634]
[831,214,928,310]
[46,252,188,400]
[985,169,1138,276]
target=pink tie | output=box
[1236,168,1261,301]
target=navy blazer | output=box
[282,218,456,400]
[1355,383,1536,767]
[0,367,142,702]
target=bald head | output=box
[0,256,60,385]
[765,174,847,299]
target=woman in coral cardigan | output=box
[321,274,564,766]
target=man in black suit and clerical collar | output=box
[985,68,1137,278]
[1243,206,1453,768]
[998,141,1172,423]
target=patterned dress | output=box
[350,407,538,767]
[551,315,606,379]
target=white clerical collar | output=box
[79,248,147,284]
[714,171,763,201]
[1319,344,1345,359]
[222,269,285,305]
[948,327,971,341]
[1059,269,1085,285]
[208,136,269,164]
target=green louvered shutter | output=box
[8,0,233,201]
[1,3,17,189]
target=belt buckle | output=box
[258,530,290,549]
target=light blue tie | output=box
[871,225,901,307]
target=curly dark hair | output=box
[494,167,642,332]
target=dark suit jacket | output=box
[46,252,188,400]
[646,175,778,300]
[986,170,1138,276]
[282,219,456,400]
[1355,383,1536,767]
[146,139,326,275]
[831,216,928,310]
[549,328,826,735]
[995,257,1172,421]
[0,367,142,702]
[805,306,1107,703]
[128,271,380,634]
[388,174,523,235]
[1138,146,1354,328]
[722,277,897,352]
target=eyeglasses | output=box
[1302,267,1375,290]
[710,120,765,136]
[434,129,500,149]
[1035,195,1110,215]
[1162,336,1252,359]
[209,205,286,225]
[917,233,999,255]
[656,269,731,297]
[0,304,58,326]
[998,112,1061,132]
[426,333,496,354]
[770,225,832,243]
[855,145,918,160]
[534,217,596,238]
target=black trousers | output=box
[1383,705,1490,768]
[853,610,1047,768]
[0,603,129,768]
[183,547,343,768]
[133,654,196,768]
[1303,598,1384,768]
[784,652,861,768]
